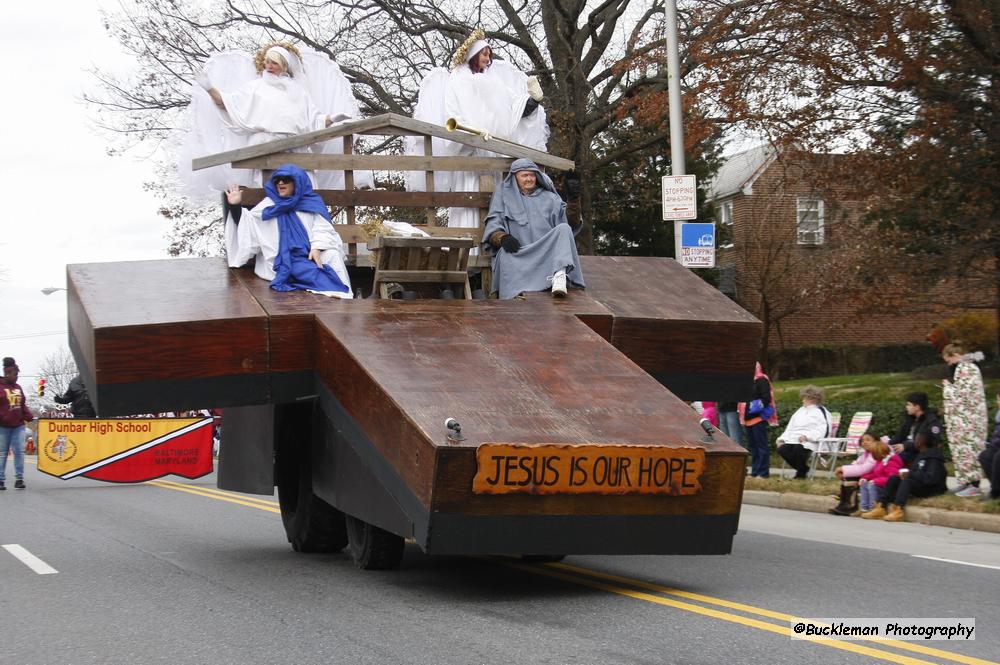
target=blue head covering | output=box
[261,164,348,294]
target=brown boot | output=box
[883,504,905,522]
[861,503,886,519]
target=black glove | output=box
[500,234,521,253]
[521,98,540,118]
[563,170,582,200]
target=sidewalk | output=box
[742,467,1000,534]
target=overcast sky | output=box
[1,1,170,387]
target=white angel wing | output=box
[177,52,258,199]
[405,67,454,192]
[489,59,529,92]
[490,60,549,152]
[298,48,373,190]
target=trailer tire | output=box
[276,405,348,554]
[345,515,404,570]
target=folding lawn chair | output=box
[809,411,872,477]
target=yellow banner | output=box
[37,418,213,480]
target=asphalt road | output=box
[2,462,997,665]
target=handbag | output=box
[748,399,775,420]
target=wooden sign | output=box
[473,443,705,496]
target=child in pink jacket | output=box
[860,441,904,518]
[829,432,878,516]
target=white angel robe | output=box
[406,61,549,229]
[179,49,373,198]
[225,200,353,298]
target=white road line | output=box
[2,544,58,575]
[912,554,1000,571]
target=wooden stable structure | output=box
[64,122,762,569]
[193,112,574,266]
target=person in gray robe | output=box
[482,159,585,299]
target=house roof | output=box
[706,144,775,201]
[192,112,575,172]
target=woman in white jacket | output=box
[776,385,832,479]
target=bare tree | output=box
[36,347,79,413]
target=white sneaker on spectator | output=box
[955,485,981,497]
[551,270,567,297]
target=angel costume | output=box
[226,164,352,298]
[179,45,372,198]
[483,159,584,300]
[406,35,549,229]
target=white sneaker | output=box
[551,270,567,297]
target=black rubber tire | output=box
[275,404,348,553]
[520,554,566,563]
[345,515,405,570]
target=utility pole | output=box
[665,0,686,259]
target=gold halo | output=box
[451,28,486,70]
[254,41,304,76]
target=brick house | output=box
[706,146,995,366]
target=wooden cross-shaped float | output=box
[65,117,761,563]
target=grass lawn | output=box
[753,370,1000,462]
[773,371,1000,408]
[734,369,1000,515]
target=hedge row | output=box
[766,344,942,380]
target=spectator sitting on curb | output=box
[885,392,944,466]
[829,432,878,516]
[859,440,903,518]
[978,392,1000,503]
[775,385,831,479]
[875,430,949,522]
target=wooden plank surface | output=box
[66,259,270,414]
[579,256,762,399]
[238,189,492,208]
[194,112,575,172]
[232,154,516,172]
[311,304,745,511]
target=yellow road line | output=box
[34,457,986,665]
[498,559,941,665]
[150,479,279,508]
[546,562,995,665]
[146,480,280,514]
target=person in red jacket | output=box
[0,357,34,490]
[859,440,903,519]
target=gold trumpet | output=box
[445,117,485,135]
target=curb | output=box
[743,490,1000,535]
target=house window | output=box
[716,201,733,226]
[796,198,824,245]
[716,201,733,249]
